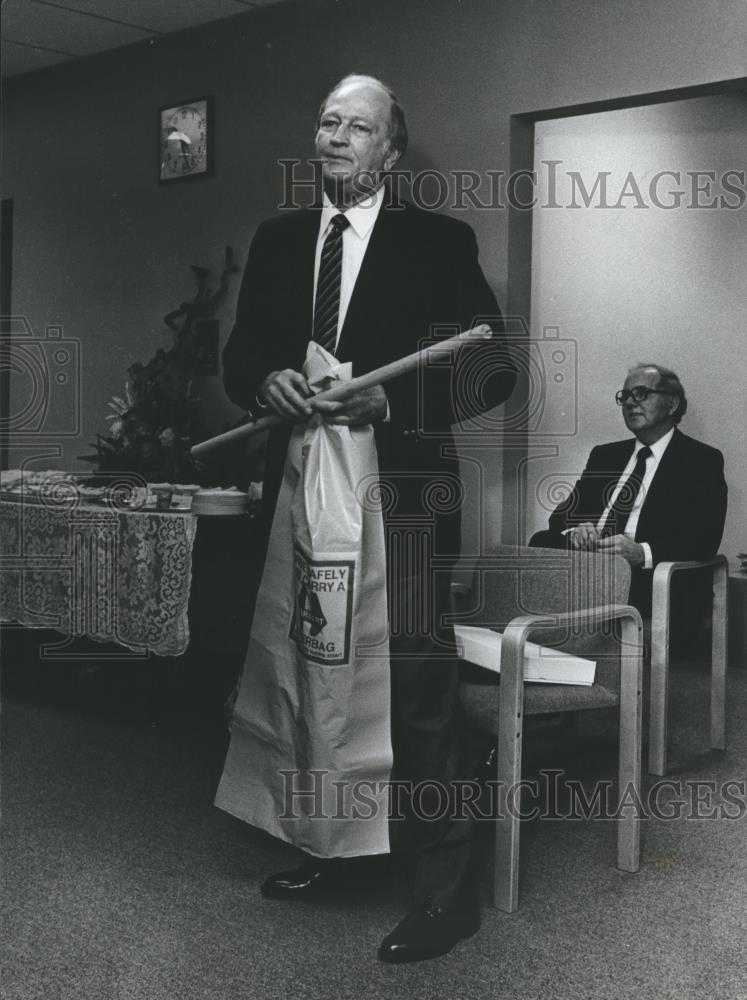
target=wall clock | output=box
[159,97,213,183]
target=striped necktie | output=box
[313,213,350,355]
[600,445,652,536]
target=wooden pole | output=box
[191,324,492,459]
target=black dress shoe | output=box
[377,898,481,963]
[260,859,337,900]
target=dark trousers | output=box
[385,556,472,908]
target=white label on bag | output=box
[289,546,356,667]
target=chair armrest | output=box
[457,603,642,678]
[653,554,728,584]
[649,555,729,774]
[500,603,643,674]
[494,601,643,914]
[652,554,729,625]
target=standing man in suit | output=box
[221,74,516,962]
[531,364,727,613]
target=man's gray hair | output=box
[317,74,409,156]
[630,363,688,423]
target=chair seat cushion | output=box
[460,675,619,737]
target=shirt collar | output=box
[634,426,675,461]
[320,183,386,240]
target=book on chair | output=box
[454,625,596,685]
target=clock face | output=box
[160,99,210,181]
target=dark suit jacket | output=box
[547,429,727,611]
[222,199,517,885]
[223,198,517,562]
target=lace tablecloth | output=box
[0,498,198,656]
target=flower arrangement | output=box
[81,248,239,484]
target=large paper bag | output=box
[215,343,392,857]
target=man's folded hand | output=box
[596,533,646,567]
[567,522,600,551]
[260,369,313,420]
[311,385,388,426]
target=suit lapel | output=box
[290,208,321,341]
[636,429,682,533]
[595,440,635,514]
[336,202,401,365]
[611,440,636,471]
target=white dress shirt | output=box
[313,185,386,350]
[596,427,675,568]
[254,186,387,415]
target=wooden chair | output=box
[453,545,643,913]
[648,554,729,776]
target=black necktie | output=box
[600,445,652,537]
[313,214,350,355]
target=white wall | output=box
[525,93,747,565]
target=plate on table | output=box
[191,489,250,516]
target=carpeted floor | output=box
[2,641,746,1000]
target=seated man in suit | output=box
[530,363,727,615]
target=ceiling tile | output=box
[3,2,152,57]
[0,0,300,78]
[31,0,261,34]
[1,39,71,76]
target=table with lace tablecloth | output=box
[0,498,198,656]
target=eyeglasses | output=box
[615,386,670,406]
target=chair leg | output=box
[494,628,525,913]
[648,604,670,777]
[617,616,642,873]
[710,561,728,751]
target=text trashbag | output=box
[215,342,392,857]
